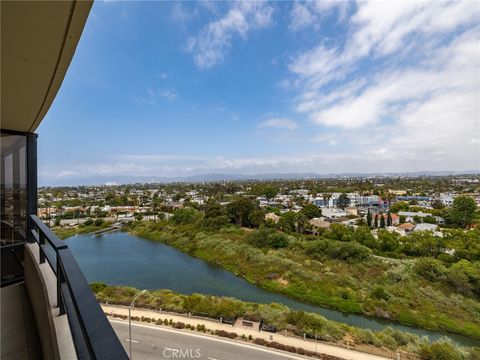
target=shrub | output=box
[372,286,390,301]
[286,345,297,353]
[306,239,371,262]
[414,258,447,281]
[215,330,237,339]
[94,218,104,226]
[253,338,267,346]
[173,322,185,329]
[171,208,203,225]
[84,218,94,226]
[202,215,230,231]
[419,340,462,360]
[90,282,107,293]
[246,227,289,249]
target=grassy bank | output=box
[54,221,112,239]
[127,220,480,340]
[92,283,479,359]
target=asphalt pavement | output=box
[110,319,318,360]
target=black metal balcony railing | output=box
[30,215,128,360]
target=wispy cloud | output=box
[289,1,350,31]
[136,87,178,104]
[258,118,298,130]
[171,2,198,24]
[186,2,274,69]
[287,0,480,170]
[157,88,178,101]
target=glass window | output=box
[1,133,28,245]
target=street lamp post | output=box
[129,289,147,359]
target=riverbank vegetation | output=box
[54,219,111,239]
[91,283,479,359]
[126,214,480,340]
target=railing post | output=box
[57,255,65,315]
[39,232,46,264]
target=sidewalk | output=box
[102,304,390,360]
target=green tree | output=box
[337,193,350,209]
[377,230,400,252]
[431,199,445,209]
[386,211,392,227]
[300,203,322,219]
[449,195,477,228]
[204,200,224,218]
[367,209,372,228]
[380,214,386,228]
[226,197,255,227]
[296,213,309,233]
[263,185,278,200]
[277,212,297,233]
[390,201,409,213]
[248,209,266,228]
[171,208,203,225]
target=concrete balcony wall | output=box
[24,243,76,360]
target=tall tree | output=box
[337,193,350,209]
[301,203,322,219]
[380,214,386,228]
[450,195,477,228]
[367,209,372,228]
[387,211,393,227]
[226,197,255,227]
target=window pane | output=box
[1,133,27,245]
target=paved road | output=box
[110,320,318,360]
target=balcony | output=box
[1,2,129,357]
[1,130,129,360]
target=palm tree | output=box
[296,213,309,234]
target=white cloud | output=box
[171,3,197,24]
[187,2,274,69]
[289,1,350,31]
[158,88,178,101]
[287,0,480,170]
[258,118,298,130]
[136,87,178,104]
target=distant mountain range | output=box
[40,170,480,187]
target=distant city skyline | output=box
[38,1,480,185]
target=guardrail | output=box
[30,215,128,360]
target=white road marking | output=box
[207,357,219,360]
[125,338,139,343]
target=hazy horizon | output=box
[39,169,480,187]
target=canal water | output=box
[65,232,478,347]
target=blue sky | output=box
[38,1,480,185]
